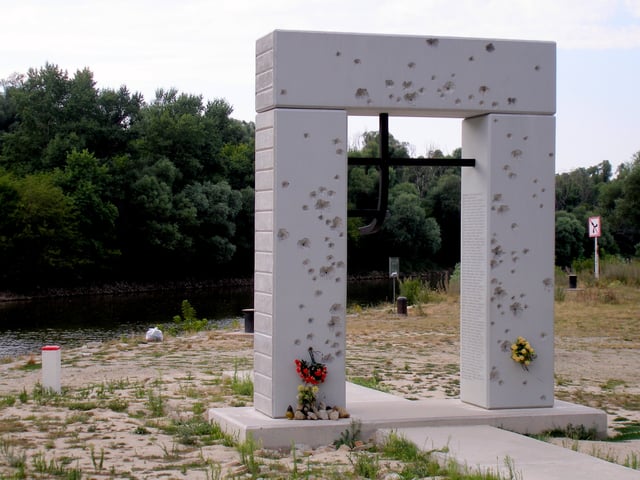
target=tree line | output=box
[1,64,639,291]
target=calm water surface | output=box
[0,280,391,357]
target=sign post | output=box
[588,216,601,280]
[389,257,399,302]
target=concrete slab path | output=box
[381,425,640,480]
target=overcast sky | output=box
[2,0,639,173]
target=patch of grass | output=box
[610,420,640,442]
[32,451,82,478]
[600,378,626,390]
[146,387,165,417]
[333,420,362,449]
[543,423,598,441]
[349,368,390,393]
[229,370,253,397]
[19,355,40,371]
[107,397,129,412]
[236,433,261,477]
[349,451,380,478]
[0,395,16,408]
[162,416,234,447]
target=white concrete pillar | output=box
[461,114,555,408]
[254,108,347,418]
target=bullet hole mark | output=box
[280,89,287,95]
[276,228,291,241]
[511,223,518,230]
[294,339,301,345]
[355,88,369,99]
[336,148,344,155]
[493,194,502,202]
[302,205,309,211]
[385,79,394,87]
[426,38,439,46]
[511,149,523,158]
[353,58,361,64]
[510,302,523,315]
[402,81,413,89]
[479,85,489,94]
[281,180,290,188]
[486,43,495,52]
[320,266,334,277]
[314,290,322,296]
[408,62,416,68]
[404,92,418,102]
[330,303,342,313]
[298,238,310,248]
[508,97,517,105]
[469,56,474,61]
[315,199,330,210]
[308,317,313,323]
[497,205,510,213]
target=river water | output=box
[0,280,391,357]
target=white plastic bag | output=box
[145,327,163,342]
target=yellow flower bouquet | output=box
[510,336,536,371]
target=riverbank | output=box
[1,291,639,478]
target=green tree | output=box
[0,171,80,286]
[555,211,585,268]
[54,149,120,273]
[382,189,441,268]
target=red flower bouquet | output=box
[295,347,327,385]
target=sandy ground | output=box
[1,302,639,478]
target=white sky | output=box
[2,0,640,173]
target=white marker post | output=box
[588,216,601,280]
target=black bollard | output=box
[242,308,255,333]
[397,296,408,315]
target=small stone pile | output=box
[287,402,350,421]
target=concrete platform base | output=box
[208,382,607,449]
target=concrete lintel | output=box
[256,30,555,117]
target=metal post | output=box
[594,237,599,280]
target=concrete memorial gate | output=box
[254,30,555,418]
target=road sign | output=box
[389,257,399,278]
[588,216,601,238]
